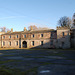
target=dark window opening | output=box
[32,41,34,46]
[62,32,64,36]
[51,33,53,37]
[17,35,18,38]
[24,35,26,38]
[41,41,43,45]
[41,34,43,37]
[50,40,53,45]
[9,42,11,46]
[3,36,5,39]
[3,41,5,46]
[16,41,18,46]
[33,34,34,38]
[9,35,11,38]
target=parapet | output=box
[57,26,70,30]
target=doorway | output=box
[23,41,27,48]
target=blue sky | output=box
[0,0,75,31]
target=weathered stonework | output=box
[1,29,57,48]
[0,27,75,49]
[56,26,70,48]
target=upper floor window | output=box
[3,41,5,46]
[24,35,26,38]
[32,34,34,38]
[9,41,11,46]
[41,34,43,37]
[3,36,5,39]
[50,40,53,45]
[62,32,64,36]
[51,33,53,37]
[9,35,11,38]
[41,41,43,45]
[17,35,18,38]
[32,41,34,46]
[16,41,18,46]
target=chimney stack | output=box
[30,26,33,31]
[24,27,26,31]
[11,28,13,32]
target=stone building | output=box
[56,26,70,48]
[0,26,75,49]
[70,28,75,48]
[0,32,5,48]
[0,13,75,49]
[1,28,57,48]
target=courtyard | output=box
[0,49,75,75]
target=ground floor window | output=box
[9,42,11,46]
[50,40,53,45]
[41,41,43,45]
[62,42,64,47]
[16,41,18,46]
[32,41,34,46]
[3,41,5,46]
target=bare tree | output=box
[28,25,50,31]
[0,27,10,32]
[58,16,72,27]
[28,25,38,30]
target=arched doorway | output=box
[23,41,27,48]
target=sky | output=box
[0,0,75,31]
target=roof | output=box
[2,29,56,35]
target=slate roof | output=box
[2,29,56,35]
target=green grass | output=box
[0,66,38,75]
[0,60,22,64]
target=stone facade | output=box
[0,32,5,48]
[1,29,57,48]
[56,26,70,48]
[0,27,75,49]
[70,28,75,48]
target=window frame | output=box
[17,35,18,38]
[3,36,5,39]
[24,34,26,38]
[9,35,11,38]
[41,41,43,45]
[41,34,43,37]
[9,41,11,46]
[3,41,5,46]
[32,41,34,46]
[16,41,18,46]
[32,34,34,38]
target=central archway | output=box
[23,41,27,48]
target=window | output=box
[51,33,53,37]
[62,42,64,47]
[3,36,5,39]
[62,32,64,36]
[3,41,5,46]
[32,41,34,46]
[17,35,18,38]
[9,42,11,46]
[24,35,26,38]
[16,41,18,46]
[32,34,34,38]
[50,40,53,45]
[41,41,43,45]
[41,34,43,37]
[9,35,11,38]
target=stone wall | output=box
[1,30,57,48]
[57,26,70,48]
[0,32,5,48]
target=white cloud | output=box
[0,16,26,20]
